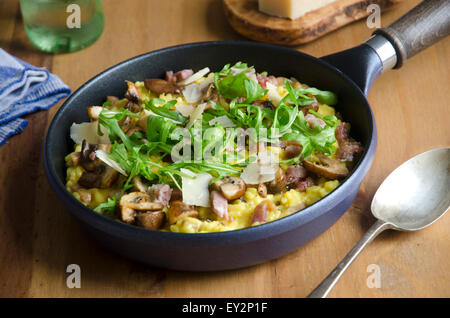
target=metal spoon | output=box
[308,148,450,298]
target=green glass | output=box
[19,0,104,53]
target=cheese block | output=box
[258,0,337,20]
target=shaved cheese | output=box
[186,102,207,129]
[240,151,277,184]
[181,168,213,207]
[94,150,128,176]
[182,83,203,104]
[199,73,215,90]
[178,67,210,85]
[266,82,282,106]
[175,104,195,117]
[208,115,236,128]
[70,121,110,145]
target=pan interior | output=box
[46,42,372,223]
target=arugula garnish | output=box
[143,98,187,124]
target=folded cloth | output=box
[0,48,71,146]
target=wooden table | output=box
[0,0,448,298]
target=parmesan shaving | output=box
[70,121,110,145]
[181,168,213,207]
[178,67,210,85]
[94,150,128,176]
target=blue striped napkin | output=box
[0,48,71,146]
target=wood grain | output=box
[223,0,404,46]
[0,0,449,298]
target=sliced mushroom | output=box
[167,201,198,224]
[210,190,228,220]
[120,115,133,134]
[283,140,303,160]
[267,166,287,193]
[250,200,276,225]
[124,80,141,105]
[211,176,246,201]
[80,139,100,172]
[125,100,141,113]
[257,183,267,198]
[201,83,219,104]
[170,187,182,202]
[87,106,103,121]
[132,176,148,193]
[135,211,165,230]
[99,166,119,188]
[121,206,135,224]
[119,192,164,224]
[144,79,181,95]
[78,171,101,188]
[304,153,349,179]
[137,112,150,130]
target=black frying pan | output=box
[44,0,449,271]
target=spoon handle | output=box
[307,219,392,298]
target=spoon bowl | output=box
[309,147,450,297]
[372,148,450,231]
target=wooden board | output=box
[223,0,404,46]
[0,0,449,298]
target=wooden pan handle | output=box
[374,0,450,68]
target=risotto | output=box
[65,62,362,233]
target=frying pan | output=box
[44,0,449,271]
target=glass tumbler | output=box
[19,0,104,53]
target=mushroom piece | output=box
[283,140,303,160]
[167,201,198,224]
[170,187,182,202]
[99,166,119,188]
[119,192,164,224]
[125,100,141,113]
[78,171,101,188]
[87,106,103,121]
[267,166,287,193]
[124,80,141,105]
[257,183,267,198]
[80,140,100,172]
[210,190,228,220]
[250,200,276,225]
[144,79,181,95]
[132,176,148,193]
[304,153,349,179]
[211,176,246,201]
[135,211,165,230]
